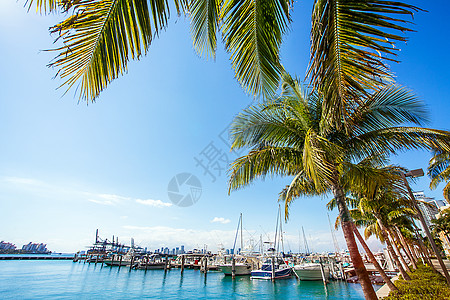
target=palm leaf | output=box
[48,0,188,101]
[348,85,429,135]
[25,0,63,13]
[190,0,221,59]
[348,127,450,160]
[228,146,303,192]
[221,0,291,98]
[230,101,307,150]
[309,0,420,127]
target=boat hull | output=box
[251,267,292,280]
[135,263,165,270]
[104,260,132,267]
[219,264,252,276]
[293,264,330,280]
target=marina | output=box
[0,260,367,299]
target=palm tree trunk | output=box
[394,228,417,269]
[333,184,377,300]
[353,225,398,291]
[387,228,411,273]
[377,220,411,280]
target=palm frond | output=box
[348,85,429,135]
[302,129,341,190]
[25,0,62,13]
[228,146,302,193]
[230,101,307,150]
[221,0,292,98]
[190,0,221,59]
[348,127,450,160]
[428,150,450,194]
[309,0,420,127]
[279,172,319,219]
[49,0,188,101]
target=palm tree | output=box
[428,150,450,202]
[25,0,420,103]
[228,74,450,299]
[351,187,416,280]
[328,195,399,291]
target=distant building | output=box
[180,245,185,254]
[21,242,48,253]
[0,241,16,251]
[413,191,441,233]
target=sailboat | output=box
[251,206,292,280]
[218,213,254,276]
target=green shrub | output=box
[384,264,450,300]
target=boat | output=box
[219,255,255,276]
[293,262,330,280]
[134,254,166,270]
[104,249,135,267]
[251,256,292,280]
[218,213,255,276]
[251,206,292,280]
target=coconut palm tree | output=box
[25,0,420,103]
[228,74,450,299]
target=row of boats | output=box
[78,248,337,281]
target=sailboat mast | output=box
[274,205,280,253]
[327,213,340,254]
[302,226,310,255]
[240,213,243,253]
[279,206,284,254]
[232,213,242,255]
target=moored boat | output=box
[251,257,292,280]
[293,262,330,280]
[219,256,254,276]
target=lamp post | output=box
[401,168,450,284]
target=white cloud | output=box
[87,193,130,206]
[136,199,172,208]
[211,217,231,224]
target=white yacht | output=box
[293,262,330,280]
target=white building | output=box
[413,191,445,234]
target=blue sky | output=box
[0,0,449,253]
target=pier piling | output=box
[181,255,185,273]
[231,256,236,279]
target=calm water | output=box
[0,261,366,299]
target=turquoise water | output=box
[0,261,365,299]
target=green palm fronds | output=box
[308,0,420,128]
[49,0,179,101]
[26,0,62,13]
[428,150,450,201]
[221,0,291,98]
[28,0,291,101]
[228,74,450,219]
[190,0,221,59]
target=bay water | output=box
[0,260,366,299]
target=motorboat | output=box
[251,256,292,280]
[293,262,330,280]
[218,255,255,276]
